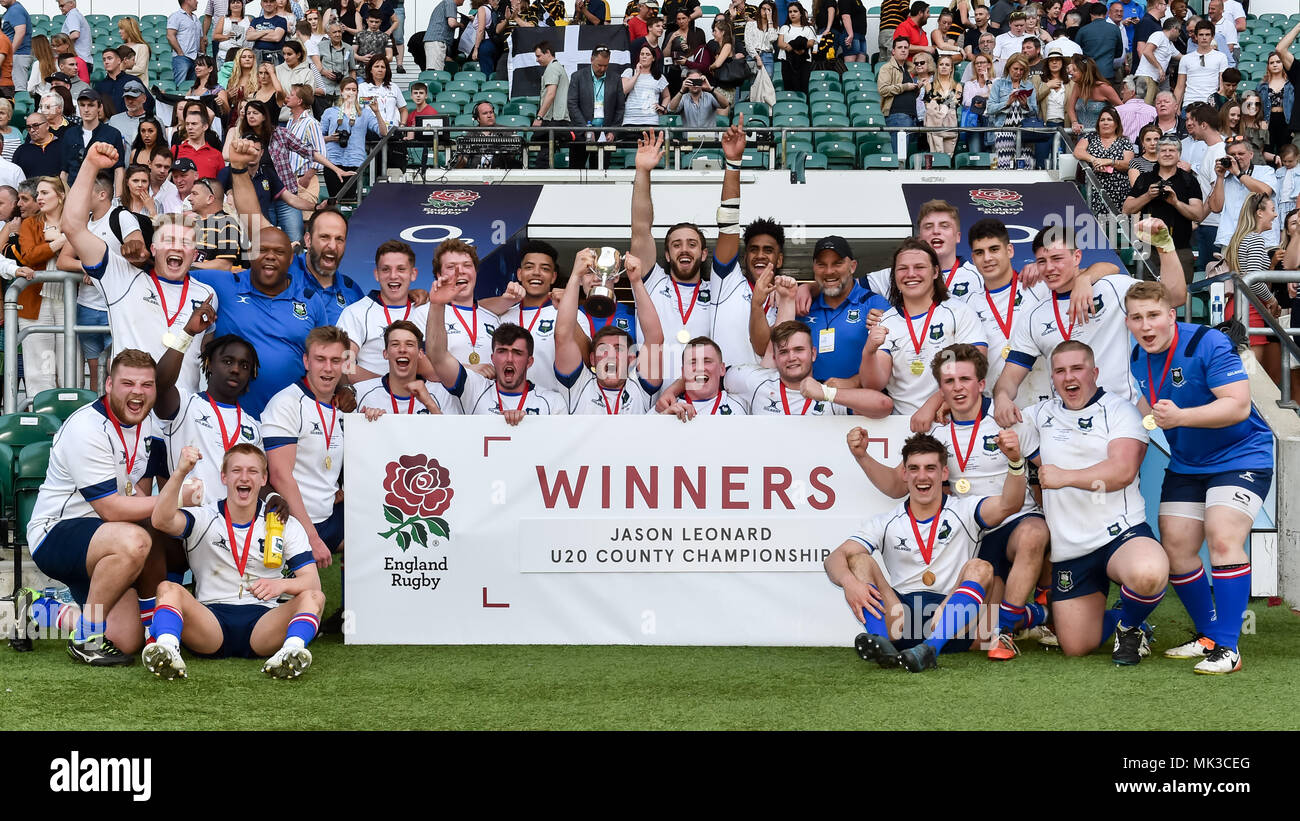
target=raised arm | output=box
[715,114,745,266]
[60,144,116,270]
[974,430,1029,527]
[554,249,596,379]
[1137,217,1187,307]
[152,445,201,536]
[629,130,663,270]
[625,251,663,384]
[992,361,1030,426]
[424,273,466,387]
[1279,22,1299,71]
[154,294,215,420]
[227,137,273,229]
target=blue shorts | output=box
[844,33,866,56]
[977,512,1044,581]
[31,518,105,606]
[75,304,111,359]
[193,602,274,659]
[891,590,976,653]
[1159,468,1272,523]
[1052,522,1156,602]
[315,500,344,553]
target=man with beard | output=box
[291,208,365,324]
[797,236,891,383]
[426,271,567,422]
[553,247,663,414]
[354,320,454,416]
[63,145,219,394]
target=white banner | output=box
[344,416,914,646]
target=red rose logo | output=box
[427,189,480,205]
[380,455,453,550]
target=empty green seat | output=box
[0,413,60,448]
[30,388,96,421]
[861,151,900,168]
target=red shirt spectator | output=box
[894,15,929,47]
[175,140,225,180]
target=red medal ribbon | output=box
[309,385,337,458]
[149,271,191,328]
[206,395,243,450]
[703,392,725,415]
[904,302,939,355]
[381,300,413,327]
[948,413,982,474]
[223,505,256,584]
[599,385,622,415]
[517,301,549,333]
[1051,296,1073,341]
[671,279,701,329]
[779,382,812,415]
[450,304,479,347]
[496,383,530,414]
[1146,325,1180,407]
[908,502,941,568]
[944,259,961,288]
[103,400,143,481]
[984,272,1019,341]
[390,390,416,415]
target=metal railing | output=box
[1233,270,1300,411]
[3,272,108,413]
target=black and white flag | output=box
[507,26,631,98]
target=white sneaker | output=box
[1164,633,1216,659]
[1193,645,1242,675]
[262,645,313,679]
[1016,623,1059,647]
[142,642,187,680]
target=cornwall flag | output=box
[508,26,631,99]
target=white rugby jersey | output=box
[448,365,567,416]
[261,382,345,523]
[555,365,656,415]
[725,367,848,416]
[355,375,459,415]
[849,494,987,594]
[971,276,1054,407]
[711,260,777,371]
[638,262,721,384]
[442,302,500,368]
[83,251,218,394]
[80,208,141,311]
[335,292,431,377]
[28,399,156,550]
[682,390,749,416]
[156,390,263,501]
[1020,389,1149,562]
[504,301,564,394]
[865,259,982,304]
[878,298,987,415]
[927,399,1036,518]
[179,500,313,607]
[1007,274,1142,403]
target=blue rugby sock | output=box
[1118,585,1164,632]
[152,605,184,646]
[1022,601,1047,630]
[1169,566,1216,637]
[1209,564,1251,651]
[997,601,1027,634]
[1100,608,1122,646]
[165,571,186,585]
[924,581,985,652]
[861,586,887,636]
[137,596,156,636]
[285,612,321,647]
[74,615,105,643]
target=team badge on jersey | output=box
[698,288,711,304]
[1056,569,1074,591]
[485,323,498,335]
[1171,367,1184,387]
[719,405,732,415]
[937,520,951,541]
[293,301,308,319]
[526,408,540,415]
[538,319,554,334]
[1092,295,1105,314]
[240,424,255,440]
[929,323,944,340]
[1078,417,1093,431]
[615,318,629,330]
[337,293,346,306]
[1107,523,1121,536]
[847,309,861,323]
[982,434,998,452]
[952,283,968,297]
[813,401,826,413]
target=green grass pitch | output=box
[4,567,1299,730]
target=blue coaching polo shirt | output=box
[1130,322,1273,474]
[798,282,891,381]
[289,252,367,325]
[190,269,330,417]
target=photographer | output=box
[668,69,730,127]
[1122,134,1202,280]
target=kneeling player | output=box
[824,431,1029,672]
[145,444,325,679]
[1019,341,1170,665]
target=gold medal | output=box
[324,455,333,471]
[1142,414,1157,431]
[677,328,691,344]
[1001,344,1011,360]
[468,352,480,365]
[124,480,134,496]
[922,569,936,586]
[954,478,971,494]
[910,359,925,375]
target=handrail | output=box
[1234,270,1300,411]
[2,271,106,413]
[331,126,402,205]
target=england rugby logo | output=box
[380,454,454,550]
[968,188,1024,215]
[424,189,481,216]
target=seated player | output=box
[1019,341,1170,665]
[27,349,171,665]
[426,271,567,422]
[848,343,1050,660]
[824,430,1030,673]
[728,320,893,417]
[660,336,751,420]
[354,319,455,416]
[1126,281,1273,675]
[336,239,431,383]
[554,248,664,414]
[859,238,986,429]
[263,326,351,569]
[145,444,324,679]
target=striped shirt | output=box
[266,126,316,194]
[880,0,909,30]
[286,110,326,176]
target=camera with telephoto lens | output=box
[336,129,350,148]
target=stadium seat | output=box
[659,113,683,129]
[0,413,60,448]
[428,70,453,85]
[855,132,892,154]
[775,91,805,103]
[860,151,900,168]
[810,101,848,117]
[733,101,771,121]
[802,152,829,169]
[436,102,461,116]
[847,91,880,108]
[908,152,953,169]
[771,114,810,130]
[843,79,869,94]
[0,442,14,520]
[14,441,50,545]
[809,70,839,83]
[475,91,507,108]
[772,102,810,119]
[30,388,96,421]
[142,14,167,26]
[454,71,487,85]
[817,140,857,168]
[436,90,471,106]
[955,152,995,168]
[504,100,538,118]
[809,90,843,105]
[807,81,840,94]
[480,80,510,93]
[850,113,885,127]
[445,80,480,94]
[498,114,531,132]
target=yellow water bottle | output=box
[264,511,284,569]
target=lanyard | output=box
[451,304,478,347]
[599,385,622,415]
[779,382,811,415]
[671,279,701,329]
[497,383,530,413]
[943,259,961,289]
[949,413,982,474]
[907,502,940,568]
[382,300,412,327]
[224,506,255,584]
[1051,295,1073,341]
[308,384,337,453]
[518,301,549,333]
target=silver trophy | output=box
[585,247,624,318]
